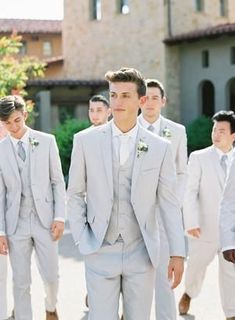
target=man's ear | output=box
[139,95,147,108]
[23,111,29,121]
[161,96,167,109]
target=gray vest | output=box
[104,148,142,244]
[17,151,36,217]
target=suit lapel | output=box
[5,136,20,180]
[100,123,113,197]
[210,147,224,189]
[131,127,147,198]
[159,116,166,137]
[28,129,37,182]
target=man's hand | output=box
[0,236,8,255]
[187,228,201,238]
[223,249,235,263]
[51,221,64,241]
[168,256,184,289]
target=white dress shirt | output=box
[111,121,138,164]
[138,113,161,135]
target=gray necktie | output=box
[17,141,26,161]
[147,125,154,132]
[220,154,227,176]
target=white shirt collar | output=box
[138,113,161,133]
[10,127,30,148]
[111,121,138,141]
[214,146,234,162]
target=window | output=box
[231,47,235,65]
[202,50,209,68]
[201,81,215,117]
[19,41,27,55]
[90,0,102,21]
[195,0,204,12]
[118,0,130,14]
[43,41,52,56]
[220,0,227,16]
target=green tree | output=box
[186,115,213,154]
[54,118,90,179]
[0,34,46,124]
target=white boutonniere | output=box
[137,139,148,158]
[162,127,172,138]
[29,137,39,151]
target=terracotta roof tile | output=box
[164,23,235,45]
[0,19,62,34]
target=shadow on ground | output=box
[58,232,83,262]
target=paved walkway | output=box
[6,226,225,320]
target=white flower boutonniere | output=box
[137,139,148,158]
[29,137,39,151]
[162,127,172,138]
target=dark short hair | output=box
[212,110,235,133]
[145,79,165,98]
[89,95,109,108]
[105,67,146,98]
[0,95,26,121]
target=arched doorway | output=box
[200,80,215,117]
[227,78,235,112]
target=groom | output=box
[68,67,185,319]
[0,95,66,320]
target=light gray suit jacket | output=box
[160,116,187,204]
[220,150,235,249]
[138,115,187,205]
[67,121,185,267]
[183,146,225,243]
[0,129,66,235]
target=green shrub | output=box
[54,119,90,178]
[186,116,213,154]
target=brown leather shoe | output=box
[178,293,191,315]
[46,310,58,320]
[226,317,235,320]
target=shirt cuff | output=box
[54,217,65,223]
[0,231,6,236]
[222,246,235,252]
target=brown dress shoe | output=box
[178,293,191,315]
[46,310,58,320]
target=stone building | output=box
[63,0,235,124]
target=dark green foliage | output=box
[54,119,90,178]
[186,116,213,154]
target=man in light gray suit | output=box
[68,67,185,320]
[138,79,187,320]
[0,95,66,320]
[179,111,235,320]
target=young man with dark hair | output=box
[68,67,185,319]
[0,95,66,320]
[138,78,187,320]
[179,110,235,320]
[88,94,111,127]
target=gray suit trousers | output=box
[84,238,155,320]
[8,212,59,320]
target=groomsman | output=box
[88,94,111,127]
[0,123,11,320]
[68,67,185,320]
[0,95,66,320]
[179,111,235,320]
[138,78,187,320]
